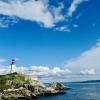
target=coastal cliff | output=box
[0,73,70,100]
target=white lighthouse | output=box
[10,59,16,73]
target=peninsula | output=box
[0,72,70,100]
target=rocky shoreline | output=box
[0,73,70,100]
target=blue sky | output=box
[0,0,100,82]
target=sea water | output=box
[35,81,100,100]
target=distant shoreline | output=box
[67,80,100,83]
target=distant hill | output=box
[71,80,100,83]
[80,80,100,83]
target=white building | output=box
[10,59,16,73]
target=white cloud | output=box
[0,0,54,28]
[0,66,10,74]
[55,26,70,32]
[0,58,6,63]
[68,0,88,17]
[65,40,100,74]
[31,66,50,72]
[0,0,66,28]
[80,69,95,75]
[0,0,88,31]
[29,66,71,77]
[52,3,65,23]
[52,67,71,76]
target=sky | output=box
[0,0,100,82]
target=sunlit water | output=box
[35,81,100,100]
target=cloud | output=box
[0,0,54,28]
[80,69,95,75]
[29,66,71,77]
[65,39,100,75]
[0,0,89,31]
[0,0,66,28]
[51,67,71,76]
[0,66,10,74]
[52,3,65,23]
[0,65,71,79]
[0,58,6,63]
[55,26,70,32]
[68,0,88,17]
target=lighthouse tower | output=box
[11,59,16,73]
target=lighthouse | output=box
[10,59,16,73]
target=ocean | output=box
[36,81,100,100]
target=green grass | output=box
[0,73,30,91]
[0,73,27,82]
[0,85,12,92]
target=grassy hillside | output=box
[0,73,30,91]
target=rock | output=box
[49,82,70,91]
[33,86,45,96]
[1,96,33,100]
[0,87,37,100]
[44,87,59,96]
[44,82,70,96]
[23,84,35,92]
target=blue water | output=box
[36,81,100,100]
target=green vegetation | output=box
[0,73,30,91]
[0,85,11,92]
[0,73,25,81]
